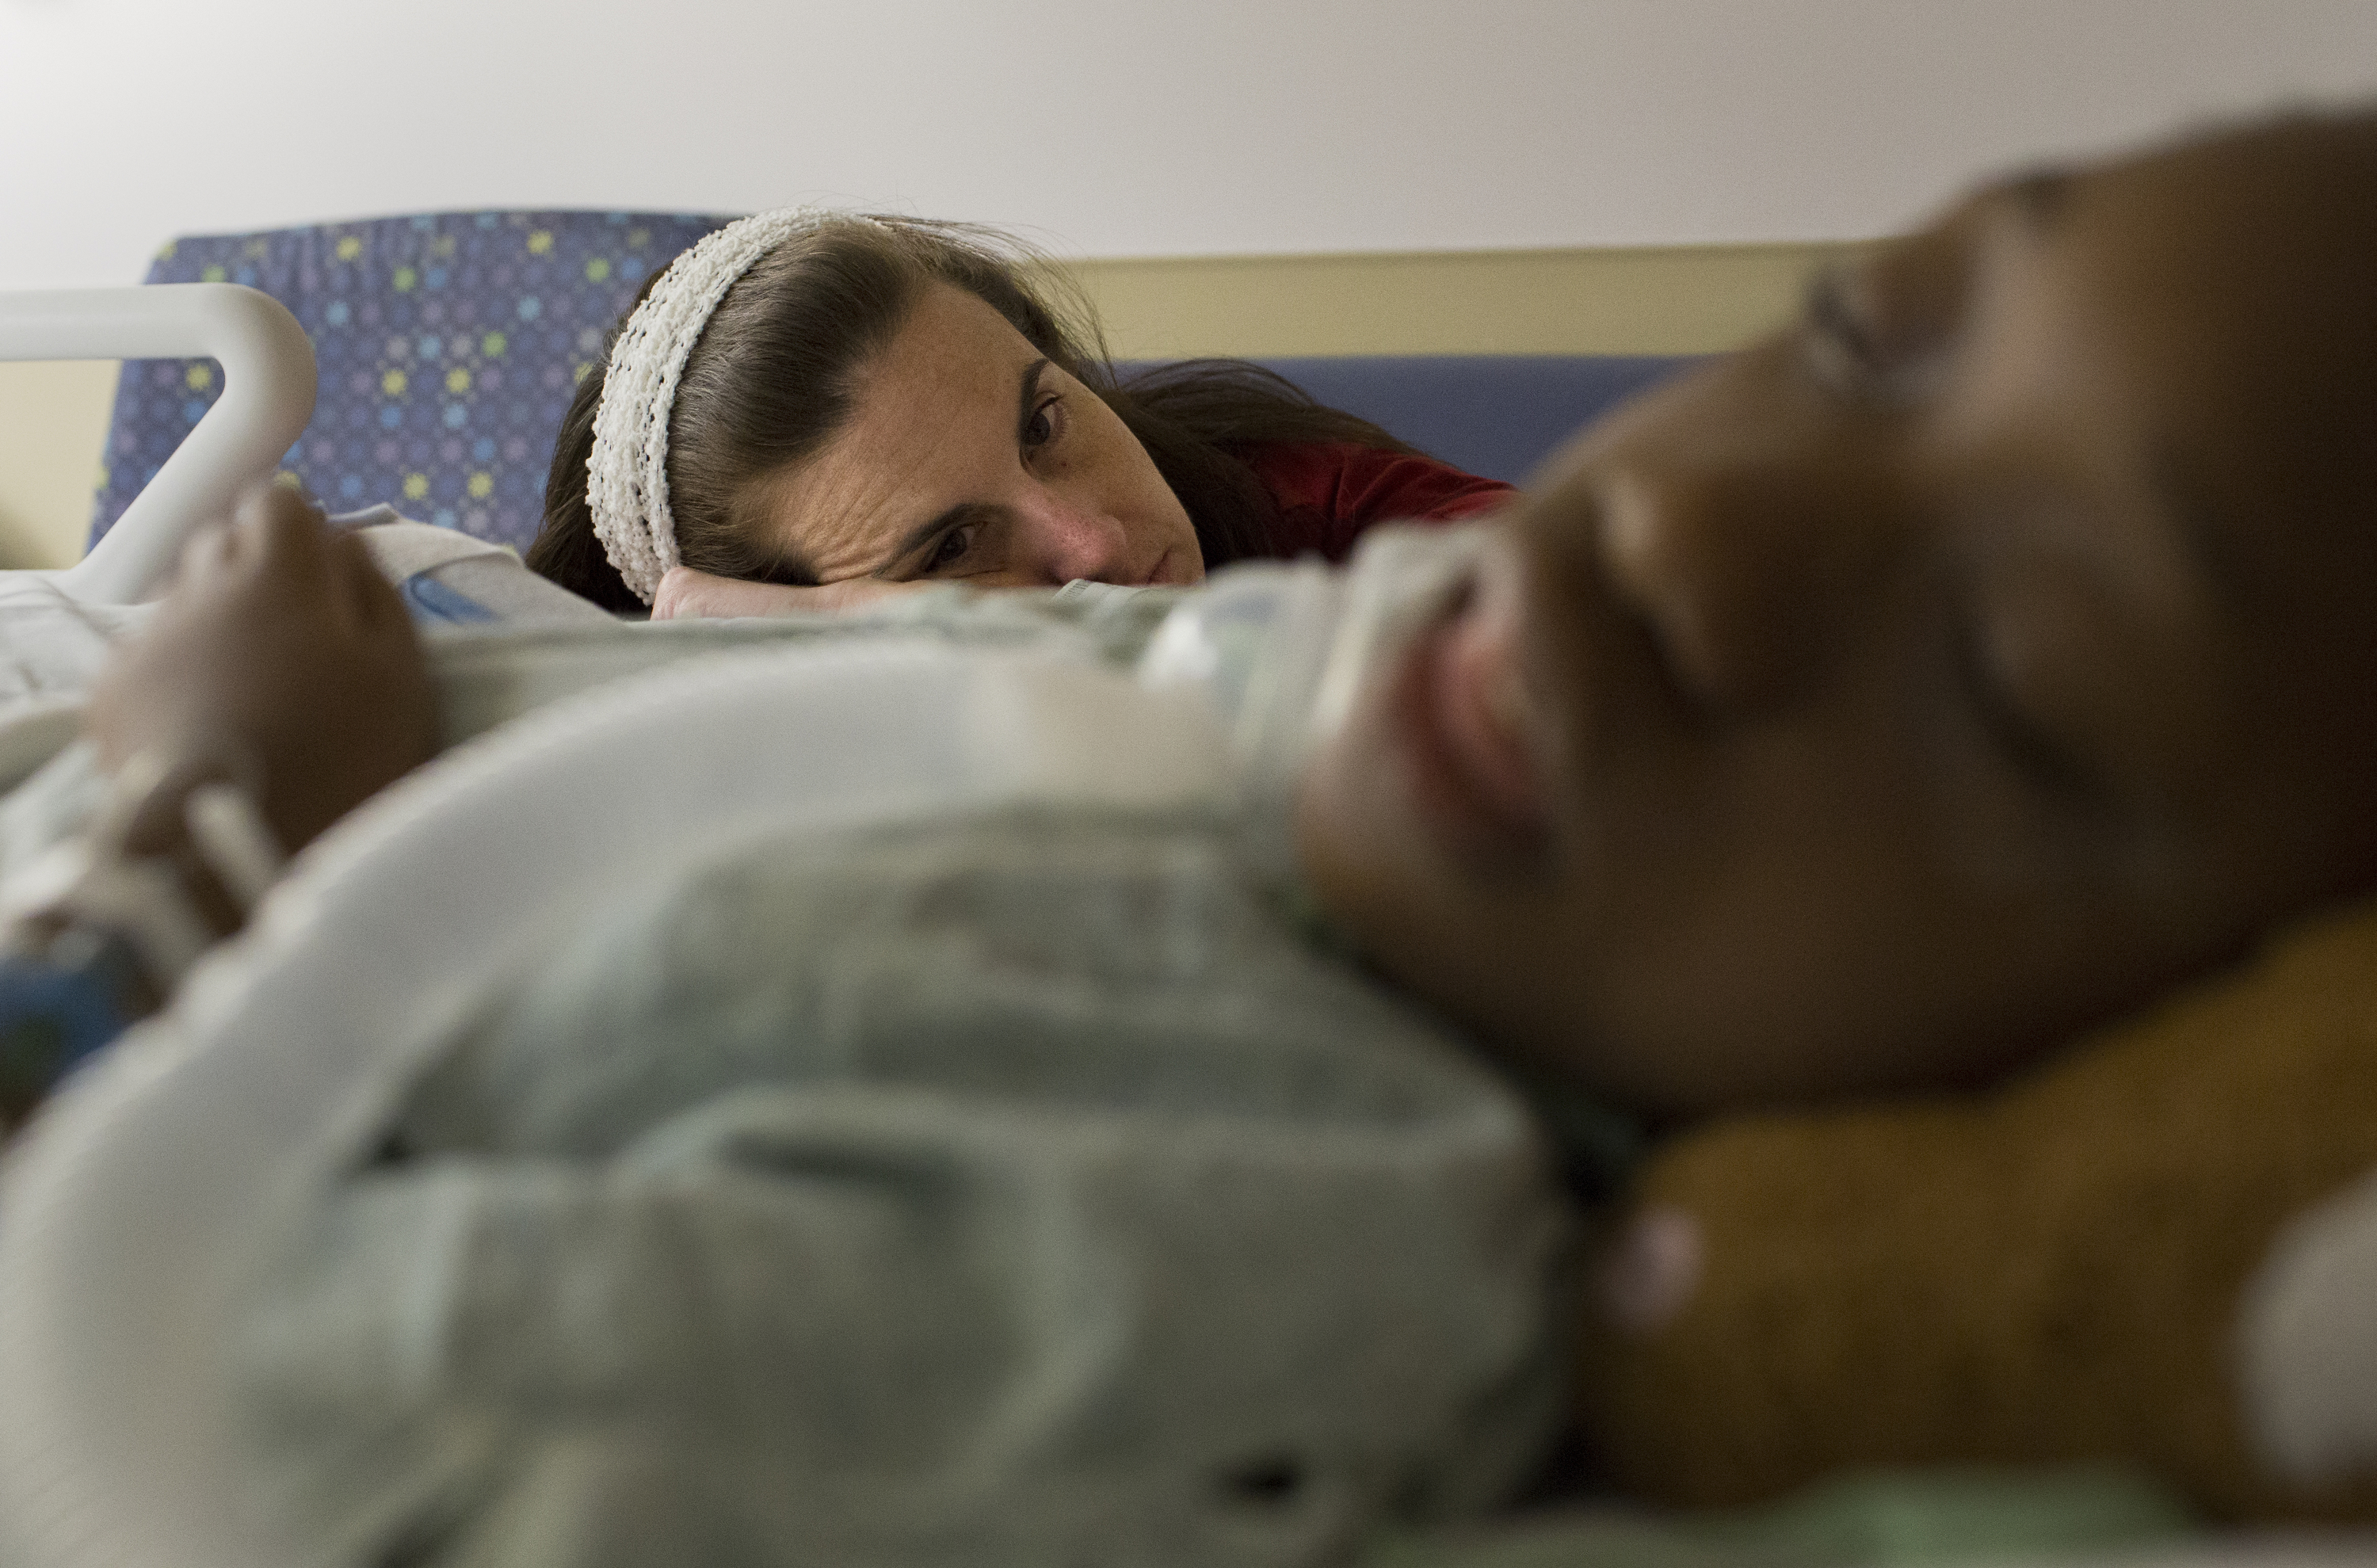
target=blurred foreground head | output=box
[1301,109,2377,1114]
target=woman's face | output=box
[1299,118,2377,1115]
[746,282,1204,589]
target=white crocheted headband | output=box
[586,206,842,604]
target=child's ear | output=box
[1577,891,2377,1524]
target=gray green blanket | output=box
[235,808,1571,1567]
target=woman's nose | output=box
[1011,484,1134,585]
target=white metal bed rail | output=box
[0,285,316,604]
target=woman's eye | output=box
[925,526,976,574]
[1022,395,1061,452]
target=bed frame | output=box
[0,286,315,603]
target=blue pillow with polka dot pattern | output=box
[90,211,733,556]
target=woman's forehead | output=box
[754,284,1042,578]
[860,283,1040,406]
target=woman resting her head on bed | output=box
[525,213,1513,619]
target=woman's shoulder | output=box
[1239,441,1517,562]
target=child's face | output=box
[1299,116,2377,1114]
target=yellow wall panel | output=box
[1070,242,1845,360]
[0,360,117,570]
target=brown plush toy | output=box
[1578,892,2377,1524]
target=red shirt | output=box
[1243,444,1517,563]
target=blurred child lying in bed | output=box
[5,105,2377,1557]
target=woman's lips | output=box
[1388,572,1552,859]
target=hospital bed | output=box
[6,217,2375,1568]
[0,283,313,603]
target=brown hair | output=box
[528,216,1412,611]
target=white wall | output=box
[2,0,2375,290]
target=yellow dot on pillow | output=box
[480,332,506,357]
[393,266,418,293]
[586,258,611,283]
[336,237,362,262]
[185,364,212,391]
[467,471,494,499]
[527,231,553,256]
[273,471,302,489]
[446,368,472,395]
[200,265,226,284]
[573,361,592,384]
[403,473,430,502]
[382,370,408,395]
[156,242,178,261]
